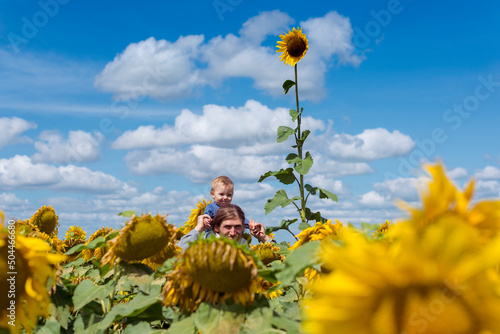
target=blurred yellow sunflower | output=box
[290,219,343,251]
[399,163,500,241]
[15,219,38,236]
[29,205,59,236]
[175,199,211,239]
[303,217,500,334]
[102,214,175,265]
[162,238,258,312]
[277,27,309,66]
[251,242,284,266]
[81,227,115,262]
[0,230,66,333]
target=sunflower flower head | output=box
[254,277,283,300]
[277,27,309,66]
[82,227,115,261]
[162,237,258,312]
[175,199,211,239]
[29,205,59,236]
[251,242,284,266]
[102,214,175,265]
[65,225,86,240]
[0,230,66,333]
[372,220,392,238]
[15,219,38,236]
[398,162,500,241]
[290,219,343,251]
[303,217,500,334]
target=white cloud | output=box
[447,167,468,180]
[475,180,500,198]
[0,155,124,194]
[0,117,37,148]
[475,166,500,180]
[359,191,392,208]
[323,128,415,161]
[372,177,424,202]
[95,11,363,103]
[0,193,30,209]
[32,130,104,163]
[112,100,325,150]
[123,145,285,184]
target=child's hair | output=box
[212,204,245,230]
[211,176,234,193]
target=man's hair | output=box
[212,204,245,230]
[211,176,234,193]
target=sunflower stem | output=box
[294,64,306,224]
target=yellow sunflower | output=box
[254,277,283,300]
[175,199,212,239]
[102,214,175,265]
[0,230,66,333]
[162,238,258,312]
[372,220,392,238]
[303,217,500,334]
[398,163,500,241]
[276,27,309,66]
[290,219,343,251]
[29,205,59,236]
[251,242,284,266]
[65,225,86,240]
[81,227,115,262]
[15,219,38,236]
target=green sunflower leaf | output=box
[264,190,301,214]
[282,80,296,94]
[118,210,136,217]
[289,109,300,122]
[258,168,295,185]
[317,188,338,202]
[294,151,313,175]
[277,126,295,143]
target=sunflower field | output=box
[3,27,500,334]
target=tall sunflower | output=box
[251,242,284,266]
[29,205,59,236]
[276,27,309,66]
[162,238,258,312]
[303,217,500,334]
[0,230,66,333]
[175,199,211,239]
[65,225,86,240]
[102,214,175,265]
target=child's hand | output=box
[195,214,212,232]
[249,219,268,242]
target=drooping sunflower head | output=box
[82,227,115,261]
[29,205,59,236]
[254,277,283,300]
[162,237,259,313]
[0,230,66,333]
[65,225,86,240]
[290,219,343,251]
[102,214,175,264]
[276,27,309,66]
[251,242,284,266]
[175,199,212,239]
[303,217,500,334]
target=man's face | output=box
[215,219,244,240]
[211,184,233,206]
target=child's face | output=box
[211,184,233,206]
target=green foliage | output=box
[259,67,338,238]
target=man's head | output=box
[212,204,245,241]
[211,176,234,206]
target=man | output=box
[178,204,273,250]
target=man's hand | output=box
[195,214,212,232]
[249,219,271,243]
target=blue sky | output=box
[1,0,499,241]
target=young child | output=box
[203,176,250,236]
